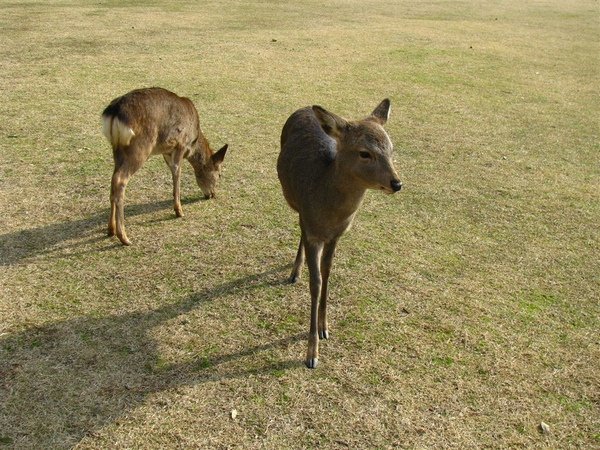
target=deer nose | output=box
[391,179,403,192]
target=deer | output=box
[102,87,228,245]
[277,99,402,368]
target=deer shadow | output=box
[0,265,303,448]
[0,196,204,266]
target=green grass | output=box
[1,0,599,448]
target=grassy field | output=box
[0,0,598,448]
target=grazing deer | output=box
[277,99,402,368]
[102,87,228,245]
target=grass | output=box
[0,0,598,448]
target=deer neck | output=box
[187,135,211,169]
[327,160,367,216]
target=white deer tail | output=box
[102,115,135,148]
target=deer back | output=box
[102,87,201,157]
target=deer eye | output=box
[359,151,372,159]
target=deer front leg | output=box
[319,238,338,340]
[305,237,324,369]
[164,151,184,217]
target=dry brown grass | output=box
[1,1,598,448]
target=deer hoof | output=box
[288,274,299,284]
[118,236,132,246]
[175,210,184,218]
[319,330,329,340]
[305,358,318,369]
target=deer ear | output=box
[211,144,228,165]
[312,105,348,138]
[370,98,391,125]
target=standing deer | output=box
[277,99,402,368]
[102,87,228,245]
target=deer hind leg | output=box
[304,235,324,369]
[111,167,132,246]
[318,237,338,340]
[289,233,304,283]
[108,148,123,238]
[111,148,145,246]
[108,177,117,237]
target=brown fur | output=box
[102,87,228,245]
[277,99,402,368]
